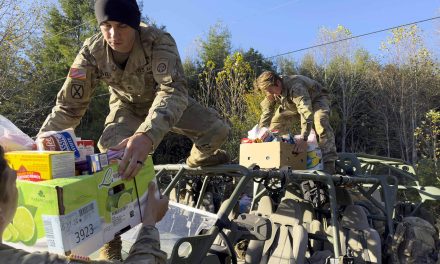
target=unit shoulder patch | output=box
[71,84,84,99]
[154,58,169,75]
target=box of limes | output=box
[4,174,100,255]
[4,155,155,256]
[93,157,154,244]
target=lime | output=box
[12,206,35,243]
[117,192,132,208]
[2,224,12,241]
[5,224,20,242]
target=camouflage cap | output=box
[255,71,278,91]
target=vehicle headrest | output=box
[271,199,301,225]
[341,205,370,230]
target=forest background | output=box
[0,1,438,191]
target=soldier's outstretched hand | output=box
[142,182,169,226]
[111,132,153,179]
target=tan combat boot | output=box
[186,149,230,167]
[323,161,336,175]
[99,236,122,261]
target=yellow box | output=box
[239,142,307,169]
[5,151,75,181]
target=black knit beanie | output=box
[95,0,141,30]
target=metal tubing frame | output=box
[162,167,186,197]
[154,164,389,262]
[195,176,210,209]
[319,170,342,258]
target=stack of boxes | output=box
[4,140,154,256]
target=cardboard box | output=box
[94,161,152,244]
[6,151,75,181]
[4,156,155,256]
[4,174,100,255]
[86,153,109,174]
[77,140,94,161]
[239,142,306,169]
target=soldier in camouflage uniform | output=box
[39,0,229,260]
[39,0,230,180]
[255,71,337,174]
[0,145,168,263]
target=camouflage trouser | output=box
[97,97,230,163]
[269,96,337,163]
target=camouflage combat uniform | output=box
[0,225,166,263]
[39,24,230,163]
[259,75,337,164]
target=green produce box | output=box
[4,174,100,256]
[4,156,155,257]
[94,158,153,244]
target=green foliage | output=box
[192,23,272,158]
[182,58,201,97]
[375,25,439,162]
[416,158,439,187]
[34,0,97,83]
[197,52,253,118]
[244,91,265,122]
[415,109,439,184]
[298,54,323,81]
[242,48,275,76]
[277,56,298,76]
[415,109,440,159]
[226,91,265,159]
[24,0,108,141]
[316,25,358,66]
[197,22,231,69]
[380,25,428,66]
[195,52,255,159]
[0,0,46,135]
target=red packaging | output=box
[77,140,95,161]
[241,138,253,144]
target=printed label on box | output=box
[42,201,101,253]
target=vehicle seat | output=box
[245,195,274,263]
[326,205,382,263]
[259,198,308,264]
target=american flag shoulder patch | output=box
[69,68,87,80]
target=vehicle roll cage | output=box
[154,167,397,261]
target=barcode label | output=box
[42,215,65,254]
[43,218,55,247]
[79,203,94,217]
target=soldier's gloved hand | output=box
[111,132,153,180]
[293,138,307,153]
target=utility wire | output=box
[185,15,440,79]
[44,18,96,40]
[264,16,440,60]
[38,15,440,96]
